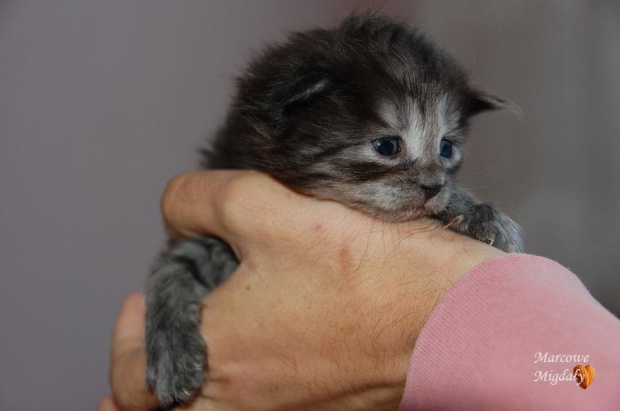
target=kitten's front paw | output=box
[146,309,206,407]
[446,203,524,253]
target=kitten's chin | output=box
[381,199,447,222]
[368,205,428,223]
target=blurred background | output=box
[1,1,618,409]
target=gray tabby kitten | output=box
[146,14,523,407]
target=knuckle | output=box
[160,172,194,223]
[216,172,268,231]
[217,173,252,207]
[215,172,299,242]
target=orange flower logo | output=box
[573,364,595,389]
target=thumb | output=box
[98,396,120,411]
[160,170,329,257]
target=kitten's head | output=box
[234,13,509,221]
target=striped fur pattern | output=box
[146,14,524,406]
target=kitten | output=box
[146,13,523,406]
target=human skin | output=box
[101,171,504,411]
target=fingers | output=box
[111,293,146,354]
[109,293,159,411]
[98,396,120,411]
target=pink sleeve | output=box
[400,254,620,410]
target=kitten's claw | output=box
[446,203,523,253]
[486,235,495,247]
[445,215,464,229]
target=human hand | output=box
[103,171,503,410]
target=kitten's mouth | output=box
[365,194,448,222]
[374,200,446,222]
[389,202,436,220]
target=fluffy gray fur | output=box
[146,13,524,407]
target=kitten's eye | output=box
[439,139,454,159]
[372,137,400,157]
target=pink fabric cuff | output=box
[400,254,620,410]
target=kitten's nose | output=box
[421,184,443,201]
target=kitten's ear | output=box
[282,70,332,109]
[269,69,333,134]
[466,90,521,117]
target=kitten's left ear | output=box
[283,70,333,109]
[466,90,521,117]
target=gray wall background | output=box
[1,1,618,410]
